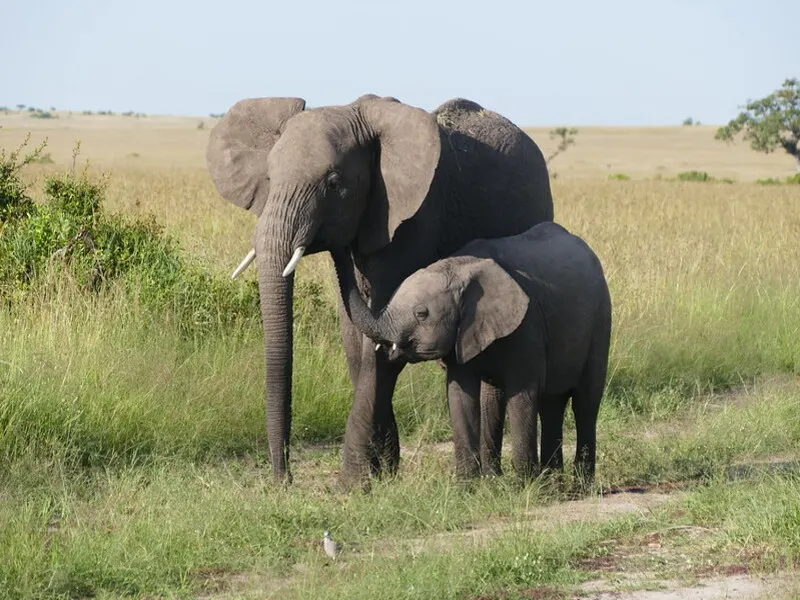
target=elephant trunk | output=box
[255,210,306,483]
[331,249,398,343]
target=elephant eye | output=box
[413,305,429,322]
[326,171,344,194]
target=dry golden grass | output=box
[3,110,798,361]
[525,125,797,181]
[2,110,800,600]
[1,110,796,180]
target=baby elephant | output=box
[337,221,612,484]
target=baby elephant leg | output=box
[479,381,507,476]
[507,388,540,480]
[539,393,569,474]
[572,351,609,489]
[446,363,482,478]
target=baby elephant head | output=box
[356,257,530,364]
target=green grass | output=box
[1,141,799,597]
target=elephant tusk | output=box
[392,343,397,351]
[231,248,256,279]
[375,343,382,351]
[282,246,306,277]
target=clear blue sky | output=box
[3,0,797,126]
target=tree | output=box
[545,127,578,165]
[716,78,800,172]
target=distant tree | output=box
[16,104,25,111]
[716,78,800,172]
[545,127,578,165]
[682,117,694,126]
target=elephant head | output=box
[334,252,529,366]
[206,95,441,481]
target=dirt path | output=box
[577,573,799,599]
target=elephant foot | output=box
[480,456,503,478]
[338,437,400,492]
[337,469,373,494]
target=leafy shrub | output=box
[29,152,54,164]
[676,171,734,183]
[756,174,800,185]
[0,134,40,220]
[0,136,261,336]
[682,117,694,126]
[608,173,630,181]
[30,110,57,119]
[677,170,713,182]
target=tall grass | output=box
[1,147,799,597]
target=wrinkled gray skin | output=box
[205,94,552,485]
[337,222,611,481]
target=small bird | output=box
[323,530,343,560]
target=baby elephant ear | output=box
[455,258,529,364]
[206,97,306,215]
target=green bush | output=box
[0,135,39,220]
[608,173,630,181]
[677,170,713,182]
[676,170,734,183]
[0,137,261,336]
[756,174,800,185]
[30,110,56,119]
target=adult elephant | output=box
[205,94,553,485]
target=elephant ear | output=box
[455,259,529,364]
[206,97,306,215]
[355,97,441,254]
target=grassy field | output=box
[0,110,799,599]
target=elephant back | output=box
[432,98,554,231]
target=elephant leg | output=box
[572,365,605,488]
[479,381,507,476]
[539,393,569,474]
[507,388,540,481]
[446,363,482,478]
[340,337,403,486]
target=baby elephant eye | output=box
[413,305,429,322]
